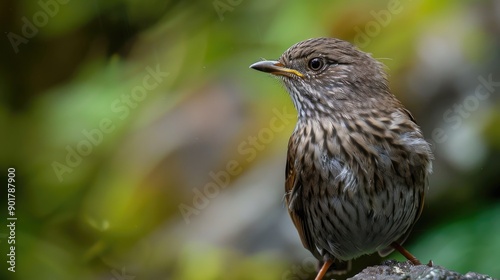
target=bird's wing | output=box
[377,192,424,257]
[378,109,429,256]
[398,107,428,223]
[377,180,426,257]
[284,138,316,254]
[402,108,417,123]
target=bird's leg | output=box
[315,259,333,280]
[391,242,421,265]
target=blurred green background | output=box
[1,0,500,279]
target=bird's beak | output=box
[249,60,304,78]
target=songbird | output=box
[250,38,433,280]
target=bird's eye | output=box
[308,57,324,71]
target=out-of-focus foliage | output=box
[410,203,500,277]
[1,0,499,279]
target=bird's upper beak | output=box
[249,60,303,78]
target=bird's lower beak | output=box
[249,60,303,78]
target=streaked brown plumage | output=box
[250,38,433,279]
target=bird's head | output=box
[250,37,392,118]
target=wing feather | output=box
[285,137,316,254]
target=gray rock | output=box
[348,260,497,280]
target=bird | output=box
[249,37,433,280]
